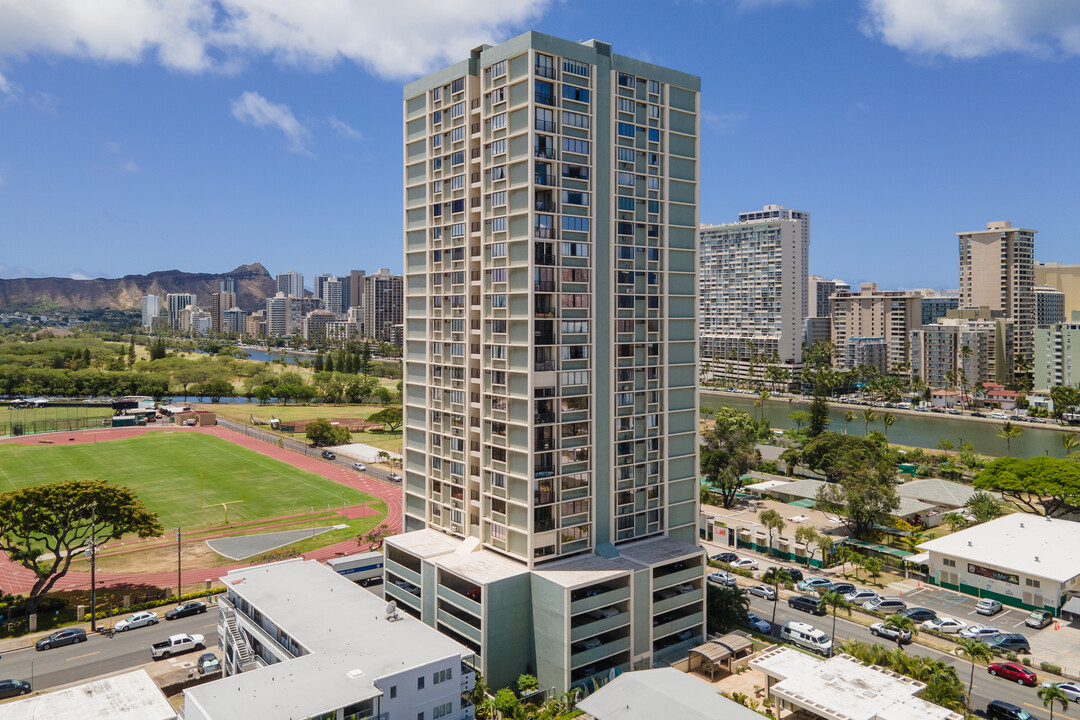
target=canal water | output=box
[701,391,1074,459]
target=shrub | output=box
[1040,662,1063,675]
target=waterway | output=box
[701,391,1073,459]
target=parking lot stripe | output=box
[907,588,926,596]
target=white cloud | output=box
[69,272,90,280]
[106,140,123,153]
[0,0,550,78]
[230,90,311,155]
[861,0,1080,59]
[328,115,362,140]
[124,159,141,173]
[703,111,748,134]
[0,69,19,97]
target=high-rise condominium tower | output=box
[275,270,304,299]
[699,204,809,370]
[140,295,160,329]
[389,32,703,694]
[958,221,1036,361]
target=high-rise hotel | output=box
[388,32,703,693]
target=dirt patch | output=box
[289,417,382,432]
[94,542,234,574]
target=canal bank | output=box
[701,389,1078,459]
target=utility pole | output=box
[87,503,97,631]
[176,527,182,599]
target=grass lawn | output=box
[1,404,115,437]
[0,432,385,531]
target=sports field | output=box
[0,404,115,437]
[0,432,385,531]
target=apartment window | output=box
[451,174,465,190]
[491,523,507,540]
[649,79,660,94]
[490,344,506,359]
[536,53,555,78]
[418,677,425,690]
[451,77,464,94]
[490,190,506,206]
[562,110,590,129]
[491,294,507,308]
[450,199,464,214]
[647,176,660,189]
[561,344,589,359]
[562,190,589,206]
[489,86,506,103]
[563,59,590,77]
[562,320,589,334]
[562,371,589,386]
[617,147,635,163]
[535,79,555,105]
[1025,578,1041,588]
[432,157,442,171]
[451,223,465,237]
[433,703,453,719]
[617,172,635,187]
[432,87,441,101]
[562,85,590,103]
[648,128,660,142]
[562,268,589,282]
[562,137,590,155]
[618,72,635,88]
[490,165,506,181]
[491,242,507,257]
[489,217,507,232]
[432,135,442,149]
[491,471,506,488]
[562,163,589,180]
[561,216,590,233]
[431,179,443,195]
[617,97,635,113]
[561,242,589,257]
[491,268,507,283]
[450,126,465,142]
[491,112,507,130]
[450,151,464,166]
[390,686,398,699]
[617,197,634,211]
[490,59,507,77]
[450,102,464,118]
[617,122,635,138]
[536,107,554,132]
[418,714,424,720]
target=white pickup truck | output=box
[150,633,205,660]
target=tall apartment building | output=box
[302,309,337,341]
[807,275,849,320]
[830,283,921,373]
[364,268,403,342]
[323,276,346,316]
[920,294,960,326]
[275,270,304,298]
[1036,262,1080,315]
[222,307,247,335]
[958,221,1036,361]
[909,308,1014,389]
[349,269,367,310]
[1035,285,1066,326]
[246,310,266,338]
[392,32,704,694]
[210,291,236,332]
[699,204,809,369]
[219,276,237,294]
[1035,312,1080,390]
[166,292,196,330]
[140,294,160,329]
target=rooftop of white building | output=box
[0,670,175,720]
[918,513,1080,583]
[577,667,761,720]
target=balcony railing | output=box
[534,226,556,239]
[536,119,556,132]
[535,64,556,79]
[534,147,555,159]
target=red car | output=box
[988,662,1038,686]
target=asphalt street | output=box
[748,594,1077,720]
[0,613,218,694]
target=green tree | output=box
[759,508,786,556]
[862,407,877,436]
[843,409,856,435]
[700,407,761,508]
[942,512,967,533]
[820,590,852,640]
[883,614,917,649]
[493,688,520,719]
[368,406,403,432]
[997,421,1023,456]
[516,673,539,694]
[810,439,899,539]
[956,637,994,713]
[1050,386,1080,420]
[0,479,163,615]
[936,439,954,451]
[864,556,884,583]
[974,456,1080,516]
[1038,683,1070,720]
[812,532,834,567]
[964,491,1004,523]
[880,412,896,442]
[794,525,818,560]
[1063,433,1079,458]
[360,341,372,375]
[305,418,352,447]
[706,583,750,634]
[148,337,167,360]
[762,567,792,627]
[808,390,830,438]
[788,410,811,433]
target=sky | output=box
[1,0,1079,291]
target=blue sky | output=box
[1,0,1079,291]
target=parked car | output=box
[321,450,336,460]
[986,700,1032,720]
[1039,682,1080,703]
[748,585,777,601]
[971,412,987,418]
[780,620,832,656]
[976,598,1004,616]
[197,652,221,675]
[573,638,602,652]
[782,567,804,583]
[922,617,967,634]
[986,633,1030,654]
[150,633,205,660]
[0,680,31,699]
[386,472,403,482]
[988,662,1037,686]
[351,462,367,472]
[863,597,907,614]
[712,552,739,564]
[1025,609,1054,629]
[115,611,159,631]
[585,607,619,620]
[731,557,759,571]
[35,628,87,651]
[869,622,912,644]
[960,624,1000,640]
[901,607,937,622]
[788,595,827,616]
[823,582,856,596]
[796,577,831,592]
[843,589,879,604]
[745,612,772,634]
[165,601,207,620]
[707,571,738,587]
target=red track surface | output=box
[0,425,403,594]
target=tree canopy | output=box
[700,407,761,508]
[974,456,1080,517]
[808,433,899,539]
[305,418,352,447]
[0,479,162,614]
[799,432,897,484]
[368,406,403,432]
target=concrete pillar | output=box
[123,595,131,608]
[28,614,36,632]
[76,605,85,622]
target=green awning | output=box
[842,538,912,558]
[787,498,816,508]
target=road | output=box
[0,614,218,693]
[748,594,1077,720]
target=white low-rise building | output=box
[916,513,1080,612]
[184,559,477,720]
[0,669,175,720]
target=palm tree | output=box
[843,409,855,435]
[1063,432,1078,458]
[942,512,967,533]
[759,509,786,556]
[754,389,770,423]
[862,407,877,437]
[812,533,834,569]
[880,412,896,442]
[765,568,792,627]
[997,421,1023,456]
[837,638,869,661]
[883,614,917,650]
[820,591,852,640]
[707,583,750,634]
[956,637,994,713]
[1038,683,1070,720]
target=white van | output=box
[780,620,833,656]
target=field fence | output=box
[0,415,112,437]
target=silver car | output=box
[843,590,878,604]
[748,585,777,601]
[707,571,738,587]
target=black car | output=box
[783,567,804,583]
[712,552,739,564]
[986,700,1032,720]
[788,595,827,616]
[35,628,86,651]
[971,412,987,418]
[0,679,31,699]
[986,633,1031,654]
[321,450,336,460]
[901,607,938,623]
[165,601,208,620]
[823,582,855,596]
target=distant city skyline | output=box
[1,1,1079,288]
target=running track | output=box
[0,425,404,594]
